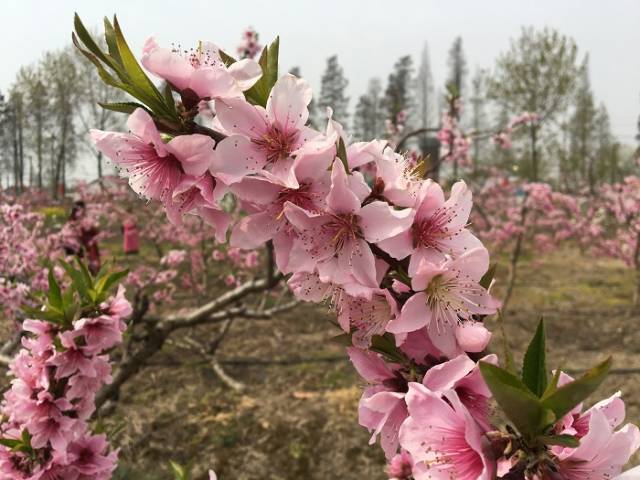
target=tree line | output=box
[0,40,125,196]
[1,26,638,195]
[310,27,639,190]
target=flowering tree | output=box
[0,262,130,478]
[12,14,632,479]
[472,176,579,311]
[579,176,640,311]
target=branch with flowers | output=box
[59,14,640,479]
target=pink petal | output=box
[214,98,269,138]
[167,134,216,176]
[227,58,262,90]
[212,135,266,184]
[376,230,414,260]
[359,202,415,243]
[386,293,429,334]
[266,74,312,131]
[327,162,361,214]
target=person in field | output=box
[62,200,102,274]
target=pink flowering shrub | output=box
[70,16,640,479]
[579,176,640,308]
[0,262,130,479]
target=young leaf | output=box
[60,260,90,303]
[169,461,190,480]
[479,361,554,439]
[102,17,123,66]
[336,137,351,174]
[479,263,497,289]
[96,269,130,299]
[522,318,548,397]
[47,269,62,310]
[218,49,237,67]
[98,102,149,114]
[112,16,168,114]
[541,368,563,400]
[541,357,612,420]
[244,36,279,107]
[539,434,580,448]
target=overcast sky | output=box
[1,0,639,146]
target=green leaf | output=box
[47,269,62,310]
[244,36,279,107]
[336,137,351,174]
[541,357,612,420]
[102,17,123,66]
[163,82,177,116]
[73,13,124,76]
[330,333,353,347]
[96,269,130,298]
[370,333,406,363]
[169,461,190,480]
[541,368,562,400]
[539,434,580,448]
[98,101,149,114]
[76,258,94,289]
[0,438,21,449]
[218,49,237,67]
[479,263,497,289]
[112,16,168,114]
[522,319,548,397]
[60,260,91,303]
[479,361,554,439]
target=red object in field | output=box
[122,217,140,254]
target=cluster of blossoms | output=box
[492,112,540,150]
[577,176,640,307]
[81,22,639,479]
[0,272,131,479]
[236,27,261,59]
[473,176,578,253]
[0,203,61,321]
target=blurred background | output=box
[1,1,640,478]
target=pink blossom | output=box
[91,109,216,203]
[348,347,408,459]
[285,162,414,288]
[141,38,261,100]
[386,247,498,356]
[212,74,319,187]
[378,180,483,275]
[399,384,494,480]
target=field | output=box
[102,246,640,480]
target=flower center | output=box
[252,125,298,164]
[412,208,451,250]
[323,213,362,254]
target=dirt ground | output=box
[99,246,640,479]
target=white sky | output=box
[1,0,639,145]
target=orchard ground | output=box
[82,243,639,479]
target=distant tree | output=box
[6,88,26,193]
[469,68,489,174]
[488,27,580,181]
[414,42,435,130]
[567,56,597,191]
[73,44,126,179]
[447,37,467,101]
[353,78,385,141]
[318,55,349,124]
[16,65,49,189]
[384,55,414,128]
[42,50,79,197]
